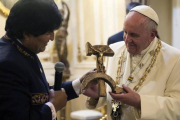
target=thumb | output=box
[122,84,132,93]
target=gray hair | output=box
[143,16,158,33]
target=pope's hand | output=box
[109,84,141,109]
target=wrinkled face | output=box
[123,11,155,55]
[22,31,54,54]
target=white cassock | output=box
[86,37,180,120]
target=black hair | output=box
[5,0,63,40]
[126,2,142,14]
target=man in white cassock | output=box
[83,5,180,120]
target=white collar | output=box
[17,38,22,44]
[131,38,155,58]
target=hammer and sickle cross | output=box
[81,42,123,97]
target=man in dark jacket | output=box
[0,0,80,119]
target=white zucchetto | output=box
[130,5,159,25]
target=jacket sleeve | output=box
[0,60,52,120]
[134,57,180,120]
[61,81,79,101]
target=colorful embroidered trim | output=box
[31,93,49,105]
[4,35,34,59]
[16,45,34,59]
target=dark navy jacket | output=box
[0,35,78,120]
[107,31,124,45]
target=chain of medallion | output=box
[116,39,162,92]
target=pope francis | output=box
[83,5,180,120]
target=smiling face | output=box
[22,31,54,54]
[123,11,156,55]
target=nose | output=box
[50,31,54,41]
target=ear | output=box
[23,32,31,41]
[150,30,157,41]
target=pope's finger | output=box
[122,84,132,93]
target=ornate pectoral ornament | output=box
[111,50,125,120]
[111,100,122,120]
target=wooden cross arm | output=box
[85,42,114,56]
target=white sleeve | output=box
[72,78,81,95]
[134,57,180,120]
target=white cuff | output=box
[72,78,81,95]
[46,102,57,120]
